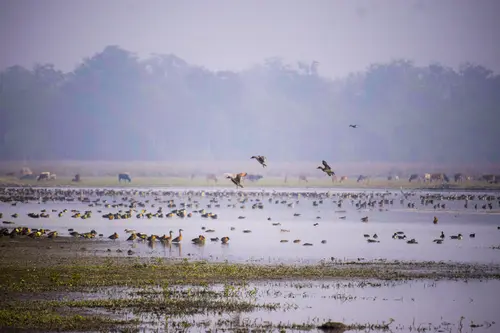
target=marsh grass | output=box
[0,308,138,331]
[1,256,500,294]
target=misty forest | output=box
[0,45,499,164]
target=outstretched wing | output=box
[322,160,331,170]
[235,172,247,181]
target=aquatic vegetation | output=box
[2,256,500,293]
[0,308,138,331]
[1,186,500,332]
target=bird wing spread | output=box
[235,172,247,181]
[322,160,331,169]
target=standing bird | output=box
[251,155,267,168]
[172,229,183,243]
[317,160,335,176]
[227,172,247,188]
[349,124,358,128]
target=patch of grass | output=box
[7,296,278,318]
[0,307,137,331]
[1,258,500,293]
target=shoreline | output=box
[1,176,500,192]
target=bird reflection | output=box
[171,242,182,257]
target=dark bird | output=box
[317,160,335,176]
[251,155,267,168]
[349,124,358,128]
[227,172,247,188]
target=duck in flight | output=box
[349,124,358,128]
[227,172,247,188]
[317,160,335,177]
[251,155,267,168]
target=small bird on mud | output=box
[317,160,335,176]
[227,172,247,188]
[251,155,267,168]
[433,216,438,224]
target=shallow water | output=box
[2,187,500,264]
[243,279,500,331]
[91,280,500,332]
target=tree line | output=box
[0,45,499,164]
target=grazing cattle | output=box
[246,174,263,182]
[388,175,400,181]
[72,174,81,182]
[118,173,132,183]
[339,176,348,183]
[37,172,51,181]
[49,173,57,180]
[429,173,449,183]
[408,174,420,182]
[357,175,369,183]
[481,174,496,183]
[298,175,308,183]
[206,174,218,184]
[424,173,431,182]
[20,167,32,177]
[454,173,465,182]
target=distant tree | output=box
[0,46,499,163]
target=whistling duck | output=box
[317,160,335,176]
[227,172,247,188]
[172,229,183,243]
[251,155,267,168]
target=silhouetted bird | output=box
[251,155,267,168]
[317,160,335,176]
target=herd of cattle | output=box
[3,168,500,185]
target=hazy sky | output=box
[1,0,499,78]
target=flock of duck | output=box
[1,185,499,257]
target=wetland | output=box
[1,186,500,332]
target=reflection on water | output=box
[96,280,500,333]
[2,187,500,264]
[176,279,500,332]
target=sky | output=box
[0,0,499,79]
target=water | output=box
[1,187,500,264]
[242,279,500,329]
[92,280,500,332]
